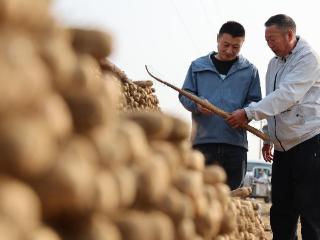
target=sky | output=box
[51,0,320,160]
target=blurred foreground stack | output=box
[0,0,268,239]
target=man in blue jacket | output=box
[179,21,262,190]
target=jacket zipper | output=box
[273,71,286,151]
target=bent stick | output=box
[145,65,269,141]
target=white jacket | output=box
[245,37,320,151]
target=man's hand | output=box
[226,109,248,128]
[262,144,273,162]
[197,99,213,115]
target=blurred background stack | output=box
[0,0,269,239]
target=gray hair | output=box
[265,14,296,33]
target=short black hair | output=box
[265,14,296,33]
[218,21,245,38]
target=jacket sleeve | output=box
[245,52,320,120]
[179,64,199,113]
[262,124,272,145]
[243,66,262,107]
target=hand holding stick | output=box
[145,65,269,142]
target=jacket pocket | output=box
[300,104,320,123]
[279,105,304,126]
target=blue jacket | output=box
[179,52,262,149]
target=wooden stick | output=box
[100,59,131,83]
[145,65,269,141]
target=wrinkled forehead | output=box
[265,25,287,38]
[265,25,287,34]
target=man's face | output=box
[265,25,291,57]
[217,33,244,61]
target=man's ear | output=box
[287,29,295,41]
[240,37,245,47]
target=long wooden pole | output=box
[145,65,269,142]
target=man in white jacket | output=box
[227,14,320,239]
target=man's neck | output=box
[287,36,298,56]
[280,37,298,59]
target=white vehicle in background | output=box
[244,159,272,203]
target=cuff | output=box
[244,107,253,121]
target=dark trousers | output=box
[193,143,247,190]
[271,134,320,240]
